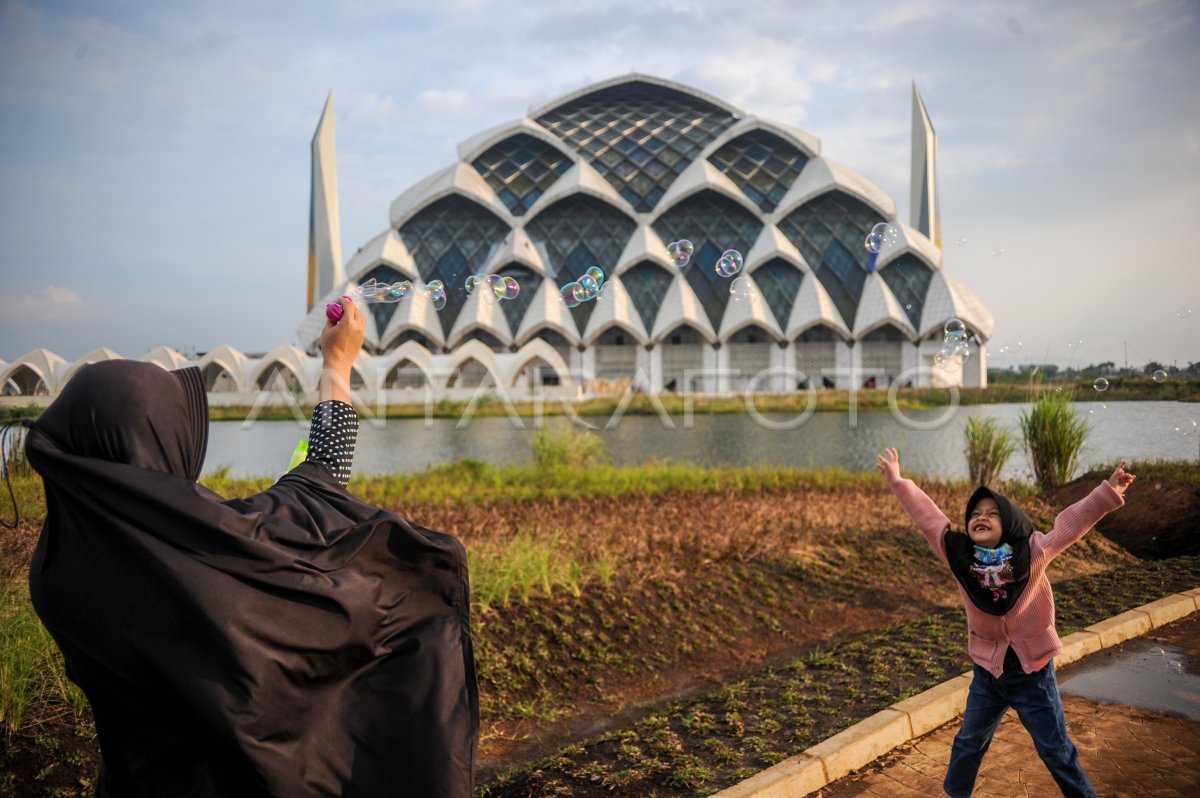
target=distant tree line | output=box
[987,360,1200,383]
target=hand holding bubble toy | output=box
[326,277,414,322]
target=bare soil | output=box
[1044,474,1200,558]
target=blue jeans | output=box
[944,647,1097,798]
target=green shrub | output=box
[530,425,607,470]
[962,415,1017,487]
[1019,390,1089,490]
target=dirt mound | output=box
[1043,474,1200,558]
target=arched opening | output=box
[380,330,437,355]
[726,324,774,392]
[512,356,561,391]
[349,367,367,391]
[202,362,240,393]
[255,362,304,393]
[860,324,906,387]
[524,328,572,369]
[2,365,48,396]
[793,325,838,389]
[386,360,428,390]
[594,326,638,382]
[660,324,707,393]
[459,329,507,353]
[446,357,493,389]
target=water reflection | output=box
[1059,639,1200,722]
[203,401,1199,479]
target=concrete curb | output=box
[712,588,1200,798]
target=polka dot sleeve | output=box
[306,400,358,487]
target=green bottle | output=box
[287,439,309,471]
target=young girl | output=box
[876,447,1134,798]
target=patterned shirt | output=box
[306,400,358,487]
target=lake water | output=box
[203,401,1199,480]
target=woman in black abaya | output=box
[25,298,477,798]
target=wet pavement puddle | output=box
[1059,632,1200,721]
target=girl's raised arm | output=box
[877,448,952,565]
[1039,460,1131,562]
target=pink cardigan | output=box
[886,476,1125,677]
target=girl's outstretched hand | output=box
[1107,459,1135,496]
[876,447,901,482]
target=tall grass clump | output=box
[468,533,617,611]
[962,415,1017,487]
[1019,390,1089,490]
[0,583,87,736]
[530,425,607,469]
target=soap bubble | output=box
[425,280,446,311]
[578,274,600,300]
[1089,402,1107,415]
[1174,418,1198,437]
[992,248,1004,257]
[1153,370,1168,383]
[904,303,913,311]
[1093,377,1109,392]
[667,239,694,267]
[715,249,744,278]
[729,276,757,303]
[1151,647,1166,656]
[560,282,583,308]
[934,347,962,372]
[464,274,480,293]
[386,281,413,301]
[1177,307,1191,320]
[955,237,967,247]
[501,276,520,300]
[864,222,898,254]
[585,266,605,286]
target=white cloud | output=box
[417,88,470,115]
[0,285,86,323]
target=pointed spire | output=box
[308,90,345,312]
[910,82,941,249]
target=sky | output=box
[1,0,1197,371]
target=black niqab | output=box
[944,486,1033,616]
[26,360,477,798]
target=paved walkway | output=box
[816,614,1200,797]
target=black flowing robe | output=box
[25,361,477,798]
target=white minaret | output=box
[308,91,345,312]
[910,82,941,249]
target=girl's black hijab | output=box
[25,360,477,798]
[943,485,1033,615]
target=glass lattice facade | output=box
[652,191,762,332]
[536,81,739,212]
[471,133,572,216]
[777,191,885,329]
[708,129,809,213]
